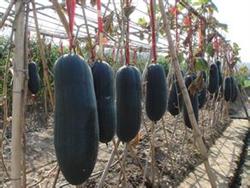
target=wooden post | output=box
[11,1,26,187]
[158,0,217,187]
[31,0,54,109]
[51,0,70,36]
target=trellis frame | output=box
[0,0,242,187]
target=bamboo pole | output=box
[51,0,70,36]
[0,0,16,29]
[1,30,14,148]
[31,0,54,109]
[158,0,217,187]
[97,140,120,188]
[20,4,30,187]
[11,0,26,187]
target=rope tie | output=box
[149,0,157,64]
[66,0,76,52]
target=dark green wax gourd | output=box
[91,61,116,143]
[208,63,219,94]
[183,75,199,129]
[28,62,40,94]
[54,54,99,185]
[224,76,232,102]
[146,64,167,121]
[215,61,223,86]
[168,80,183,116]
[230,77,238,102]
[116,65,142,142]
[198,71,207,109]
[198,89,206,109]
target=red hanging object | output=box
[198,19,205,50]
[125,0,130,65]
[66,0,76,51]
[97,0,103,33]
[150,0,157,63]
[175,0,179,52]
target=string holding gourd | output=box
[66,0,76,52]
[187,12,194,68]
[175,0,179,52]
[149,0,157,63]
[91,0,116,144]
[125,0,130,65]
[198,18,206,57]
[97,0,104,60]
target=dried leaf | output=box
[124,5,135,18]
[103,11,114,34]
[188,72,204,96]
[90,0,96,6]
[80,0,86,6]
[139,31,144,40]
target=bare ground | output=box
[0,99,231,188]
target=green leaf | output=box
[216,22,228,32]
[209,1,218,12]
[195,57,209,71]
[137,17,148,28]
[205,43,214,57]
[193,0,210,6]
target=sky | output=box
[213,0,250,63]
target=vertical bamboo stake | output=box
[51,0,70,36]
[97,139,120,188]
[21,4,30,187]
[11,1,26,187]
[2,30,14,145]
[31,0,54,109]
[158,0,217,187]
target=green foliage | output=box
[137,17,148,28]
[236,65,249,87]
[194,57,209,71]
[157,55,169,75]
[205,42,215,57]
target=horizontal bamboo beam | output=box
[0,0,15,29]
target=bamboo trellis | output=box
[0,0,244,188]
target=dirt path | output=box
[179,119,249,188]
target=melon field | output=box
[0,0,250,187]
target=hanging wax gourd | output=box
[54,54,99,185]
[183,74,199,129]
[28,62,40,94]
[224,76,232,102]
[92,61,116,143]
[216,60,223,86]
[91,0,115,143]
[146,64,167,121]
[230,77,238,102]
[198,71,207,109]
[208,63,219,94]
[145,0,167,122]
[116,65,142,142]
[168,80,183,116]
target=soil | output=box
[0,97,232,188]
